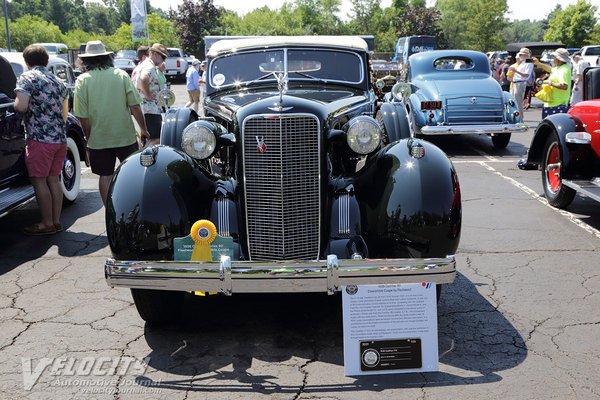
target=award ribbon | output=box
[190,220,217,261]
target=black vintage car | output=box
[104,36,462,323]
[0,53,85,217]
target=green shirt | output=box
[546,63,572,108]
[74,67,142,149]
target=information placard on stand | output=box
[342,283,439,376]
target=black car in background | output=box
[0,53,86,217]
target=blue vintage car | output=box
[394,50,527,149]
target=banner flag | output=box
[131,0,148,41]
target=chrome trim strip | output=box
[338,191,350,236]
[217,196,230,237]
[105,255,456,294]
[420,123,528,135]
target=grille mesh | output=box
[445,96,505,125]
[243,115,320,260]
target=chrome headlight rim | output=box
[181,121,218,160]
[345,116,381,155]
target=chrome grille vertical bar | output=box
[242,114,321,261]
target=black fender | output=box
[161,107,198,150]
[526,113,593,178]
[353,139,461,259]
[106,146,215,260]
[378,102,410,141]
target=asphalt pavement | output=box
[1,85,600,399]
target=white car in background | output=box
[581,45,600,66]
[32,42,69,61]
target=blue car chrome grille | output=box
[242,114,321,261]
[444,96,505,125]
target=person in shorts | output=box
[74,40,149,206]
[14,45,69,235]
[134,43,167,145]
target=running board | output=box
[0,185,35,217]
[562,178,600,203]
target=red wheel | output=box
[542,135,575,208]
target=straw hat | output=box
[192,59,200,65]
[552,48,570,63]
[517,48,531,58]
[79,40,112,58]
[150,43,168,58]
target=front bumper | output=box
[105,255,456,295]
[420,123,528,135]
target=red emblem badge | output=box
[256,136,266,153]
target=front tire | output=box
[131,289,184,324]
[491,132,511,149]
[542,135,576,208]
[60,136,81,204]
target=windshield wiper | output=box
[289,71,330,83]
[245,72,277,86]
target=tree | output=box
[503,19,544,45]
[292,0,343,35]
[395,6,447,48]
[437,0,507,51]
[175,0,220,57]
[0,15,65,50]
[544,0,598,47]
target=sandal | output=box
[54,223,63,232]
[23,224,57,236]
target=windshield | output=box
[42,45,58,54]
[210,48,364,88]
[116,50,136,58]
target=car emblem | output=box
[471,97,477,104]
[256,136,266,153]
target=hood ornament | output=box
[268,72,293,112]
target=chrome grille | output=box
[445,96,505,125]
[242,114,321,261]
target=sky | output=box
[149,0,600,21]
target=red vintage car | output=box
[519,67,600,208]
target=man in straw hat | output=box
[533,48,572,118]
[570,51,590,106]
[74,40,150,206]
[133,43,168,146]
[508,47,534,117]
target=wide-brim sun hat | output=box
[79,40,113,58]
[552,48,570,63]
[517,47,531,58]
[150,43,168,59]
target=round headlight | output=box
[346,116,381,155]
[181,121,217,160]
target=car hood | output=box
[208,86,368,117]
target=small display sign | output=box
[342,283,438,376]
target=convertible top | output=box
[207,36,369,57]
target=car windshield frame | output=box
[209,47,365,89]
